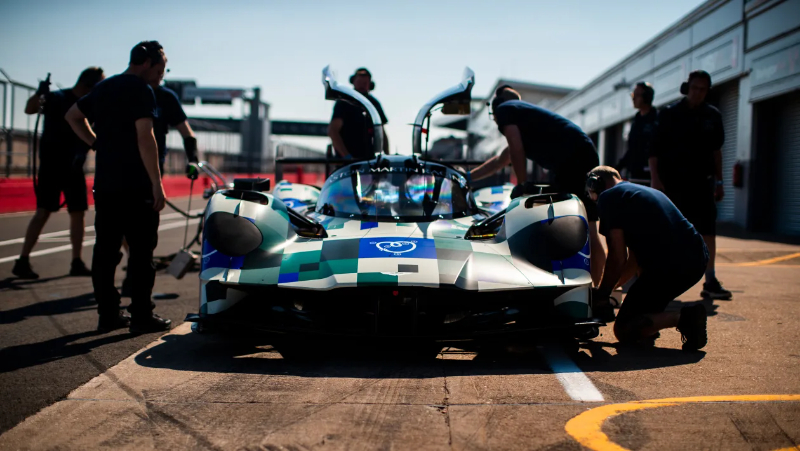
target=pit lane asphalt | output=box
[0,203,799,450]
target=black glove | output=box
[186,162,199,180]
[591,287,616,323]
[510,181,540,199]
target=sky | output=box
[1,0,705,154]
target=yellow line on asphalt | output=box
[565,394,800,451]
[732,252,800,267]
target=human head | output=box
[681,70,711,108]
[585,165,622,201]
[631,82,654,109]
[490,85,522,123]
[76,67,105,89]
[129,41,167,85]
[350,68,374,94]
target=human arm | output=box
[327,118,350,158]
[713,148,724,201]
[175,120,198,161]
[597,228,627,298]
[65,104,96,147]
[469,146,511,181]
[135,118,165,211]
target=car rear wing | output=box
[322,65,384,155]
[412,67,475,155]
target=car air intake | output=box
[205,212,263,257]
[512,216,588,271]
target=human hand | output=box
[152,183,166,212]
[510,184,525,199]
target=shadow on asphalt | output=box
[133,329,705,378]
[0,292,97,325]
[0,275,69,292]
[0,329,134,374]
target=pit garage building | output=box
[553,0,800,235]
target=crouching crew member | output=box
[650,70,731,300]
[588,166,709,351]
[616,82,656,181]
[328,67,389,159]
[468,85,606,285]
[66,41,172,333]
[13,67,105,279]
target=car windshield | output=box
[316,161,476,222]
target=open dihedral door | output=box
[322,65,384,156]
[412,67,475,156]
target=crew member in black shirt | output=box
[588,166,709,351]
[469,86,606,285]
[650,70,731,300]
[327,68,389,159]
[66,41,172,333]
[119,78,198,297]
[12,67,104,279]
[616,82,657,181]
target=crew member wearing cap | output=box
[468,85,606,285]
[587,166,709,351]
[327,67,389,159]
[650,70,731,300]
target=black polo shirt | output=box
[153,86,188,171]
[493,100,594,171]
[651,98,724,189]
[598,181,704,271]
[331,94,388,160]
[39,89,90,166]
[617,108,657,179]
[77,74,157,200]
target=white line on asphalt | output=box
[539,345,604,402]
[0,209,204,247]
[0,219,200,264]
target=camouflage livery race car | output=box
[185,67,602,342]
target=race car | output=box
[185,67,601,342]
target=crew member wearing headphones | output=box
[616,82,656,181]
[13,67,105,280]
[650,70,730,300]
[66,41,172,333]
[468,85,606,285]
[327,68,389,159]
[588,166,708,351]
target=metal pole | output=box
[3,82,9,178]
[7,85,13,177]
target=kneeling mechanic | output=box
[588,166,709,351]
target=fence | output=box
[1,78,40,177]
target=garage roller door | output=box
[775,91,800,235]
[716,81,739,222]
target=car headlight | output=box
[204,212,263,257]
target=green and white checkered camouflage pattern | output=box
[199,185,592,318]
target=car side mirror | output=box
[442,100,470,115]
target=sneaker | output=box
[12,257,39,279]
[701,279,732,300]
[69,259,92,277]
[677,304,708,351]
[97,312,131,332]
[129,313,172,334]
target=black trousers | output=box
[92,196,159,318]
